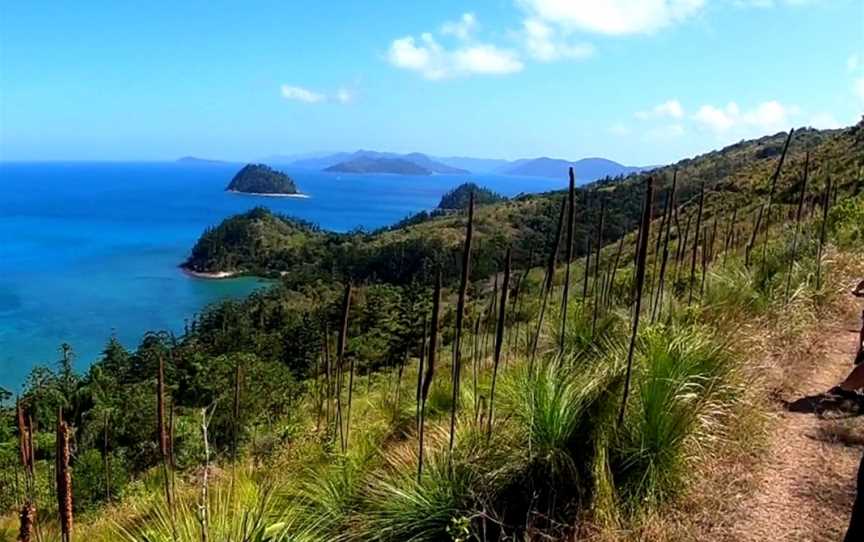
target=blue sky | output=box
[1,0,862,165]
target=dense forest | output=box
[226,164,299,195]
[2,120,863,541]
[437,182,505,210]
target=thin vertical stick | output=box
[816,176,831,290]
[415,312,427,431]
[560,169,577,353]
[418,271,441,480]
[337,283,353,453]
[652,169,677,322]
[605,236,625,308]
[487,249,510,441]
[648,188,669,310]
[747,129,794,266]
[688,183,705,305]
[530,198,566,370]
[157,356,172,511]
[700,225,710,297]
[449,193,474,455]
[233,360,242,462]
[618,177,654,425]
[785,152,810,302]
[582,236,592,299]
[197,407,213,542]
[56,410,72,542]
[591,197,607,336]
[723,207,738,264]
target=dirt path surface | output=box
[730,305,863,541]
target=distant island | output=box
[275,149,645,180]
[438,182,505,210]
[177,156,228,164]
[226,164,302,196]
[499,157,650,181]
[325,156,434,175]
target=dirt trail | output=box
[730,305,863,541]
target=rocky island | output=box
[226,164,302,196]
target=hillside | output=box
[226,163,299,195]
[187,120,863,285]
[5,120,864,542]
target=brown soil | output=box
[728,300,863,541]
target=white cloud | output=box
[452,45,524,75]
[279,84,353,104]
[850,53,861,73]
[517,0,705,35]
[522,18,594,61]
[441,13,477,40]
[388,31,522,79]
[636,99,684,120]
[692,101,793,133]
[280,85,326,103]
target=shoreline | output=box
[180,267,239,280]
[227,189,310,199]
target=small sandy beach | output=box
[227,189,310,199]
[181,267,238,279]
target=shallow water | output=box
[0,161,562,389]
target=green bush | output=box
[829,193,864,248]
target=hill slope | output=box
[187,120,863,284]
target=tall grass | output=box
[114,470,306,542]
[611,323,734,508]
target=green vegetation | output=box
[2,120,863,540]
[437,182,505,210]
[226,164,299,195]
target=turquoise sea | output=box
[0,161,563,390]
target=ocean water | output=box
[0,161,563,389]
